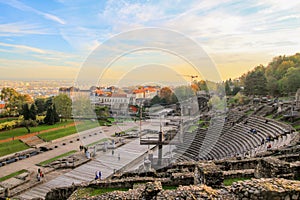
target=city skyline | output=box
[1,0,300,82]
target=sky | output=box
[0,0,300,84]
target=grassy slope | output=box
[0,121,74,140]
[0,140,29,157]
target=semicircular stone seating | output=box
[175,110,297,162]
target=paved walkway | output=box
[18,138,154,199]
[0,124,124,178]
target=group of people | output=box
[249,128,258,134]
[80,145,91,159]
[37,168,44,181]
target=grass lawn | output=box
[0,140,29,157]
[37,150,77,166]
[70,187,129,198]
[188,125,198,132]
[223,177,250,186]
[76,121,100,132]
[39,120,101,141]
[0,117,18,123]
[293,124,300,130]
[38,126,77,141]
[163,186,177,190]
[266,114,273,119]
[0,169,28,182]
[90,188,129,196]
[0,120,74,140]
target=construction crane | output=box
[179,74,198,85]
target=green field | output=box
[38,126,77,141]
[0,117,18,123]
[76,121,100,132]
[0,140,29,157]
[74,187,129,198]
[0,169,28,182]
[37,150,77,166]
[223,177,250,186]
[39,120,100,141]
[0,120,74,140]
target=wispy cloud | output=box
[0,22,52,36]
[0,0,65,25]
[0,42,46,53]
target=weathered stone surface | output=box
[197,162,224,188]
[254,157,294,179]
[230,178,300,200]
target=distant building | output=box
[133,86,159,99]
[0,101,5,113]
[58,86,80,97]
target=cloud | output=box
[0,0,65,25]
[0,42,46,53]
[0,22,52,36]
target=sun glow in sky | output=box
[0,0,300,82]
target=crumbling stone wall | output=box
[230,178,300,200]
[196,162,223,188]
[254,157,295,179]
[216,158,260,171]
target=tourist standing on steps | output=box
[95,171,102,180]
[95,171,99,180]
[37,169,41,181]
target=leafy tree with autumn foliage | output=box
[0,87,33,116]
[150,87,178,105]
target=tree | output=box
[53,94,72,121]
[95,106,110,119]
[266,76,280,96]
[231,86,241,96]
[0,88,33,116]
[44,104,60,125]
[22,103,30,121]
[225,80,231,96]
[20,103,37,133]
[160,87,173,103]
[150,95,161,106]
[174,86,194,102]
[34,98,46,115]
[280,67,300,94]
[29,104,37,120]
[197,80,209,92]
[244,65,267,96]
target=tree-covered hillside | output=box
[237,53,300,96]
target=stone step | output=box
[20,136,45,147]
[17,138,154,200]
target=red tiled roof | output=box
[111,93,127,98]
